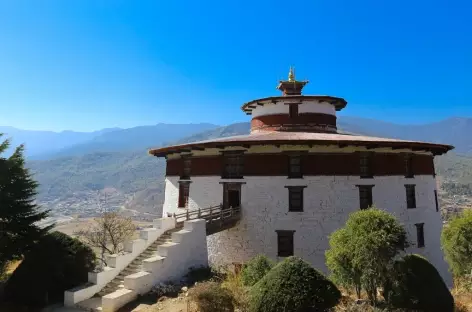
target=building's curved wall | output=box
[251,113,337,132]
[251,100,336,118]
[162,175,451,286]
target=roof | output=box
[241,95,348,114]
[148,131,454,157]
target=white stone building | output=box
[149,68,454,285]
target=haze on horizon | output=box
[0,0,471,132]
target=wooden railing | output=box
[173,205,241,235]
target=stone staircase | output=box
[94,230,176,298]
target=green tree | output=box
[326,228,362,298]
[5,231,96,308]
[249,256,341,312]
[325,207,409,305]
[0,134,52,275]
[441,209,472,277]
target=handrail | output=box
[173,205,241,224]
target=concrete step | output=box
[76,297,101,311]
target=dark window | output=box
[434,190,439,212]
[415,223,425,248]
[360,153,373,178]
[289,104,298,118]
[288,155,302,178]
[286,186,305,212]
[404,154,414,178]
[276,230,295,257]
[181,157,191,179]
[405,185,416,209]
[178,182,190,208]
[222,152,244,179]
[358,185,373,209]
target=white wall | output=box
[251,100,336,118]
[162,175,452,287]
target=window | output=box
[360,153,373,178]
[289,104,298,118]
[405,185,416,209]
[178,182,190,208]
[415,223,425,248]
[286,186,305,212]
[404,154,414,178]
[276,230,295,257]
[288,155,302,178]
[181,156,191,179]
[357,185,374,209]
[222,152,244,179]
[434,190,439,212]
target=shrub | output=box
[383,254,454,312]
[186,266,215,284]
[222,271,249,312]
[325,207,408,304]
[241,255,274,286]
[441,209,472,277]
[5,231,96,308]
[190,281,235,312]
[249,256,341,312]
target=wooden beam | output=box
[191,146,205,151]
[256,102,264,106]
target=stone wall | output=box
[162,175,452,287]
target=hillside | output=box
[0,126,117,157]
[32,123,219,159]
[26,118,472,220]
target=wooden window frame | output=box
[288,155,303,179]
[360,152,373,178]
[434,190,439,212]
[405,184,417,209]
[181,156,192,180]
[357,185,374,210]
[404,154,414,178]
[178,181,190,208]
[415,223,425,248]
[222,151,244,179]
[285,186,306,212]
[276,230,295,257]
[289,104,299,118]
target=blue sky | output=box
[0,0,470,132]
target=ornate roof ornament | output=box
[277,66,309,96]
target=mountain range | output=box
[2,116,472,218]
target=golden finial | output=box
[288,66,295,82]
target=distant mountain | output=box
[0,126,117,157]
[17,123,218,160]
[338,116,472,154]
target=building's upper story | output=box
[149,68,454,172]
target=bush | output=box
[190,281,235,312]
[441,209,472,277]
[5,231,96,308]
[249,256,341,312]
[383,254,454,312]
[241,255,274,286]
[222,271,250,312]
[325,207,408,304]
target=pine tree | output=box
[0,134,52,275]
